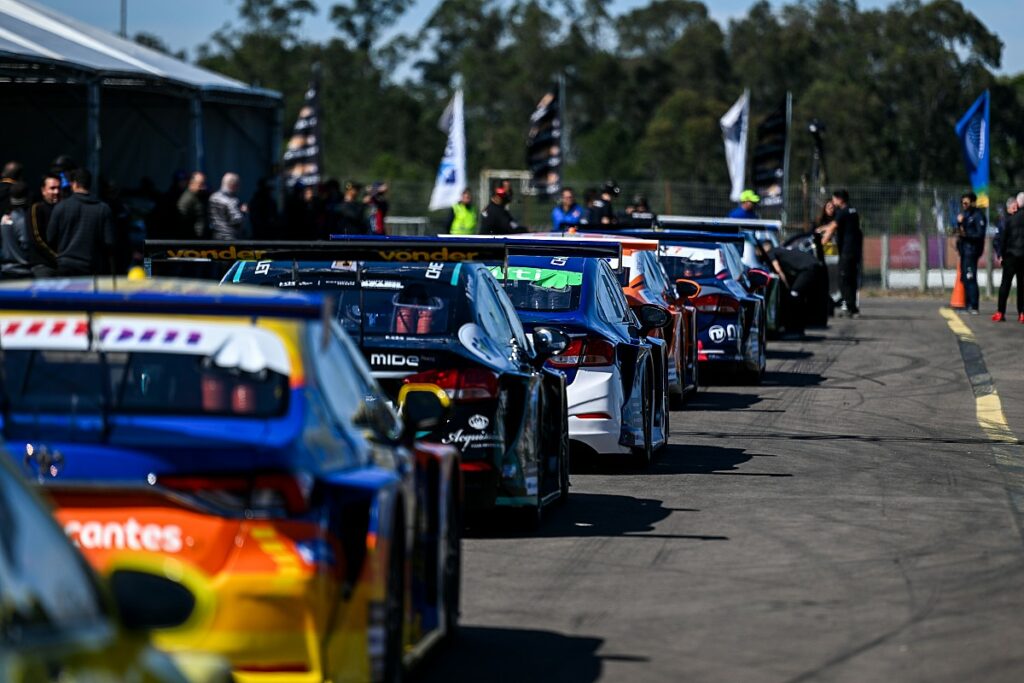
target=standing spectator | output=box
[954,191,987,315]
[589,181,619,225]
[29,173,61,276]
[0,182,34,278]
[993,192,1024,322]
[248,177,279,240]
[728,189,761,219]
[0,161,23,216]
[446,188,477,235]
[45,168,114,276]
[552,187,583,231]
[367,182,389,235]
[817,189,863,317]
[176,172,209,238]
[480,185,520,234]
[336,181,368,236]
[209,173,247,241]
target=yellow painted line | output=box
[940,307,1017,443]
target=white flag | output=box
[720,89,749,203]
[429,89,466,211]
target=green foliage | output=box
[194,0,1024,188]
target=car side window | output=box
[475,274,515,358]
[0,464,108,643]
[488,275,531,356]
[641,252,669,297]
[599,264,631,323]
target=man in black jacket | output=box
[955,192,987,315]
[45,168,114,276]
[994,191,1024,322]
[480,185,520,234]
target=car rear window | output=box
[490,266,583,312]
[1,350,288,417]
[659,246,723,280]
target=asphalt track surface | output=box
[418,299,1024,683]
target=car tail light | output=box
[548,337,615,368]
[158,472,312,516]
[691,294,740,315]
[697,339,708,361]
[404,367,499,402]
[576,412,612,419]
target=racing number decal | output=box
[425,262,444,280]
[254,260,272,275]
[551,257,568,266]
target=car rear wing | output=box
[0,281,326,319]
[594,229,746,246]
[145,236,622,265]
[658,215,782,232]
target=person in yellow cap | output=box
[728,189,760,219]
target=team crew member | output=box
[447,188,478,235]
[817,189,863,317]
[45,168,114,276]
[955,192,987,315]
[588,181,619,225]
[993,192,1024,322]
[29,172,61,276]
[480,185,520,234]
[758,242,823,334]
[0,182,34,278]
[728,189,760,219]
[552,187,583,231]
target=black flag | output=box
[283,67,322,189]
[752,99,788,208]
[526,87,562,196]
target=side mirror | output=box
[747,269,771,290]
[398,383,451,441]
[674,278,701,300]
[636,303,671,335]
[531,326,570,362]
[108,567,197,631]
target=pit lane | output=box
[419,298,1024,682]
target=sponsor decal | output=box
[166,246,268,261]
[708,324,738,343]
[370,353,419,368]
[64,518,184,553]
[443,429,502,449]
[525,475,538,496]
[457,323,499,363]
[362,279,403,290]
[377,248,480,262]
[468,414,489,430]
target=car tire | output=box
[442,485,461,642]
[382,518,405,683]
[630,369,654,468]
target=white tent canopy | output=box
[0,0,282,200]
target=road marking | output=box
[940,307,1024,542]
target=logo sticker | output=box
[458,323,499,364]
[709,325,726,343]
[468,414,489,430]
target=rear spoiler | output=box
[0,283,326,319]
[658,215,782,232]
[594,229,746,245]
[146,237,621,264]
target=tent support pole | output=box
[86,79,101,194]
[190,96,205,173]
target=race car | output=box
[625,229,769,383]
[494,253,671,466]
[0,447,233,683]
[0,278,461,683]
[168,238,574,526]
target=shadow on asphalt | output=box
[650,444,790,478]
[761,369,826,387]
[686,391,764,411]
[766,349,815,360]
[416,626,615,682]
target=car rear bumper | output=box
[566,368,630,455]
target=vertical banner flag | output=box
[752,98,788,208]
[283,69,321,189]
[955,91,990,209]
[429,89,466,211]
[526,86,562,196]
[720,90,749,203]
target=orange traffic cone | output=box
[950,257,966,309]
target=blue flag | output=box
[954,91,990,208]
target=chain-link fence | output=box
[383,178,1017,289]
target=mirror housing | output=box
[674,278,701,300]
[531,326,570,362]
[398,384,451,442]
[636,304,671,335]
[108,567,197,631]
[747,269,771,290]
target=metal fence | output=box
[382,179,1018,289]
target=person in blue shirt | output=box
[552,187,584,231]
[728,189,761,219]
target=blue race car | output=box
[495,254,671,466]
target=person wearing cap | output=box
[588,180,619,226]
[480,185,520,235]
[447,188,478,235]
[336,180,369,235]
[0,161,23,217]
[728,190,761,219]
[552,187,583,231]
[0,181,35,278]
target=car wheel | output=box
[382,519,405,683]
[630,369,653,468]
[442,485,461,642]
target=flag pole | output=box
[782,90,792,229]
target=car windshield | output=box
[231,261,464,337]
[490,265,583,312]
[1,350,288,417]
